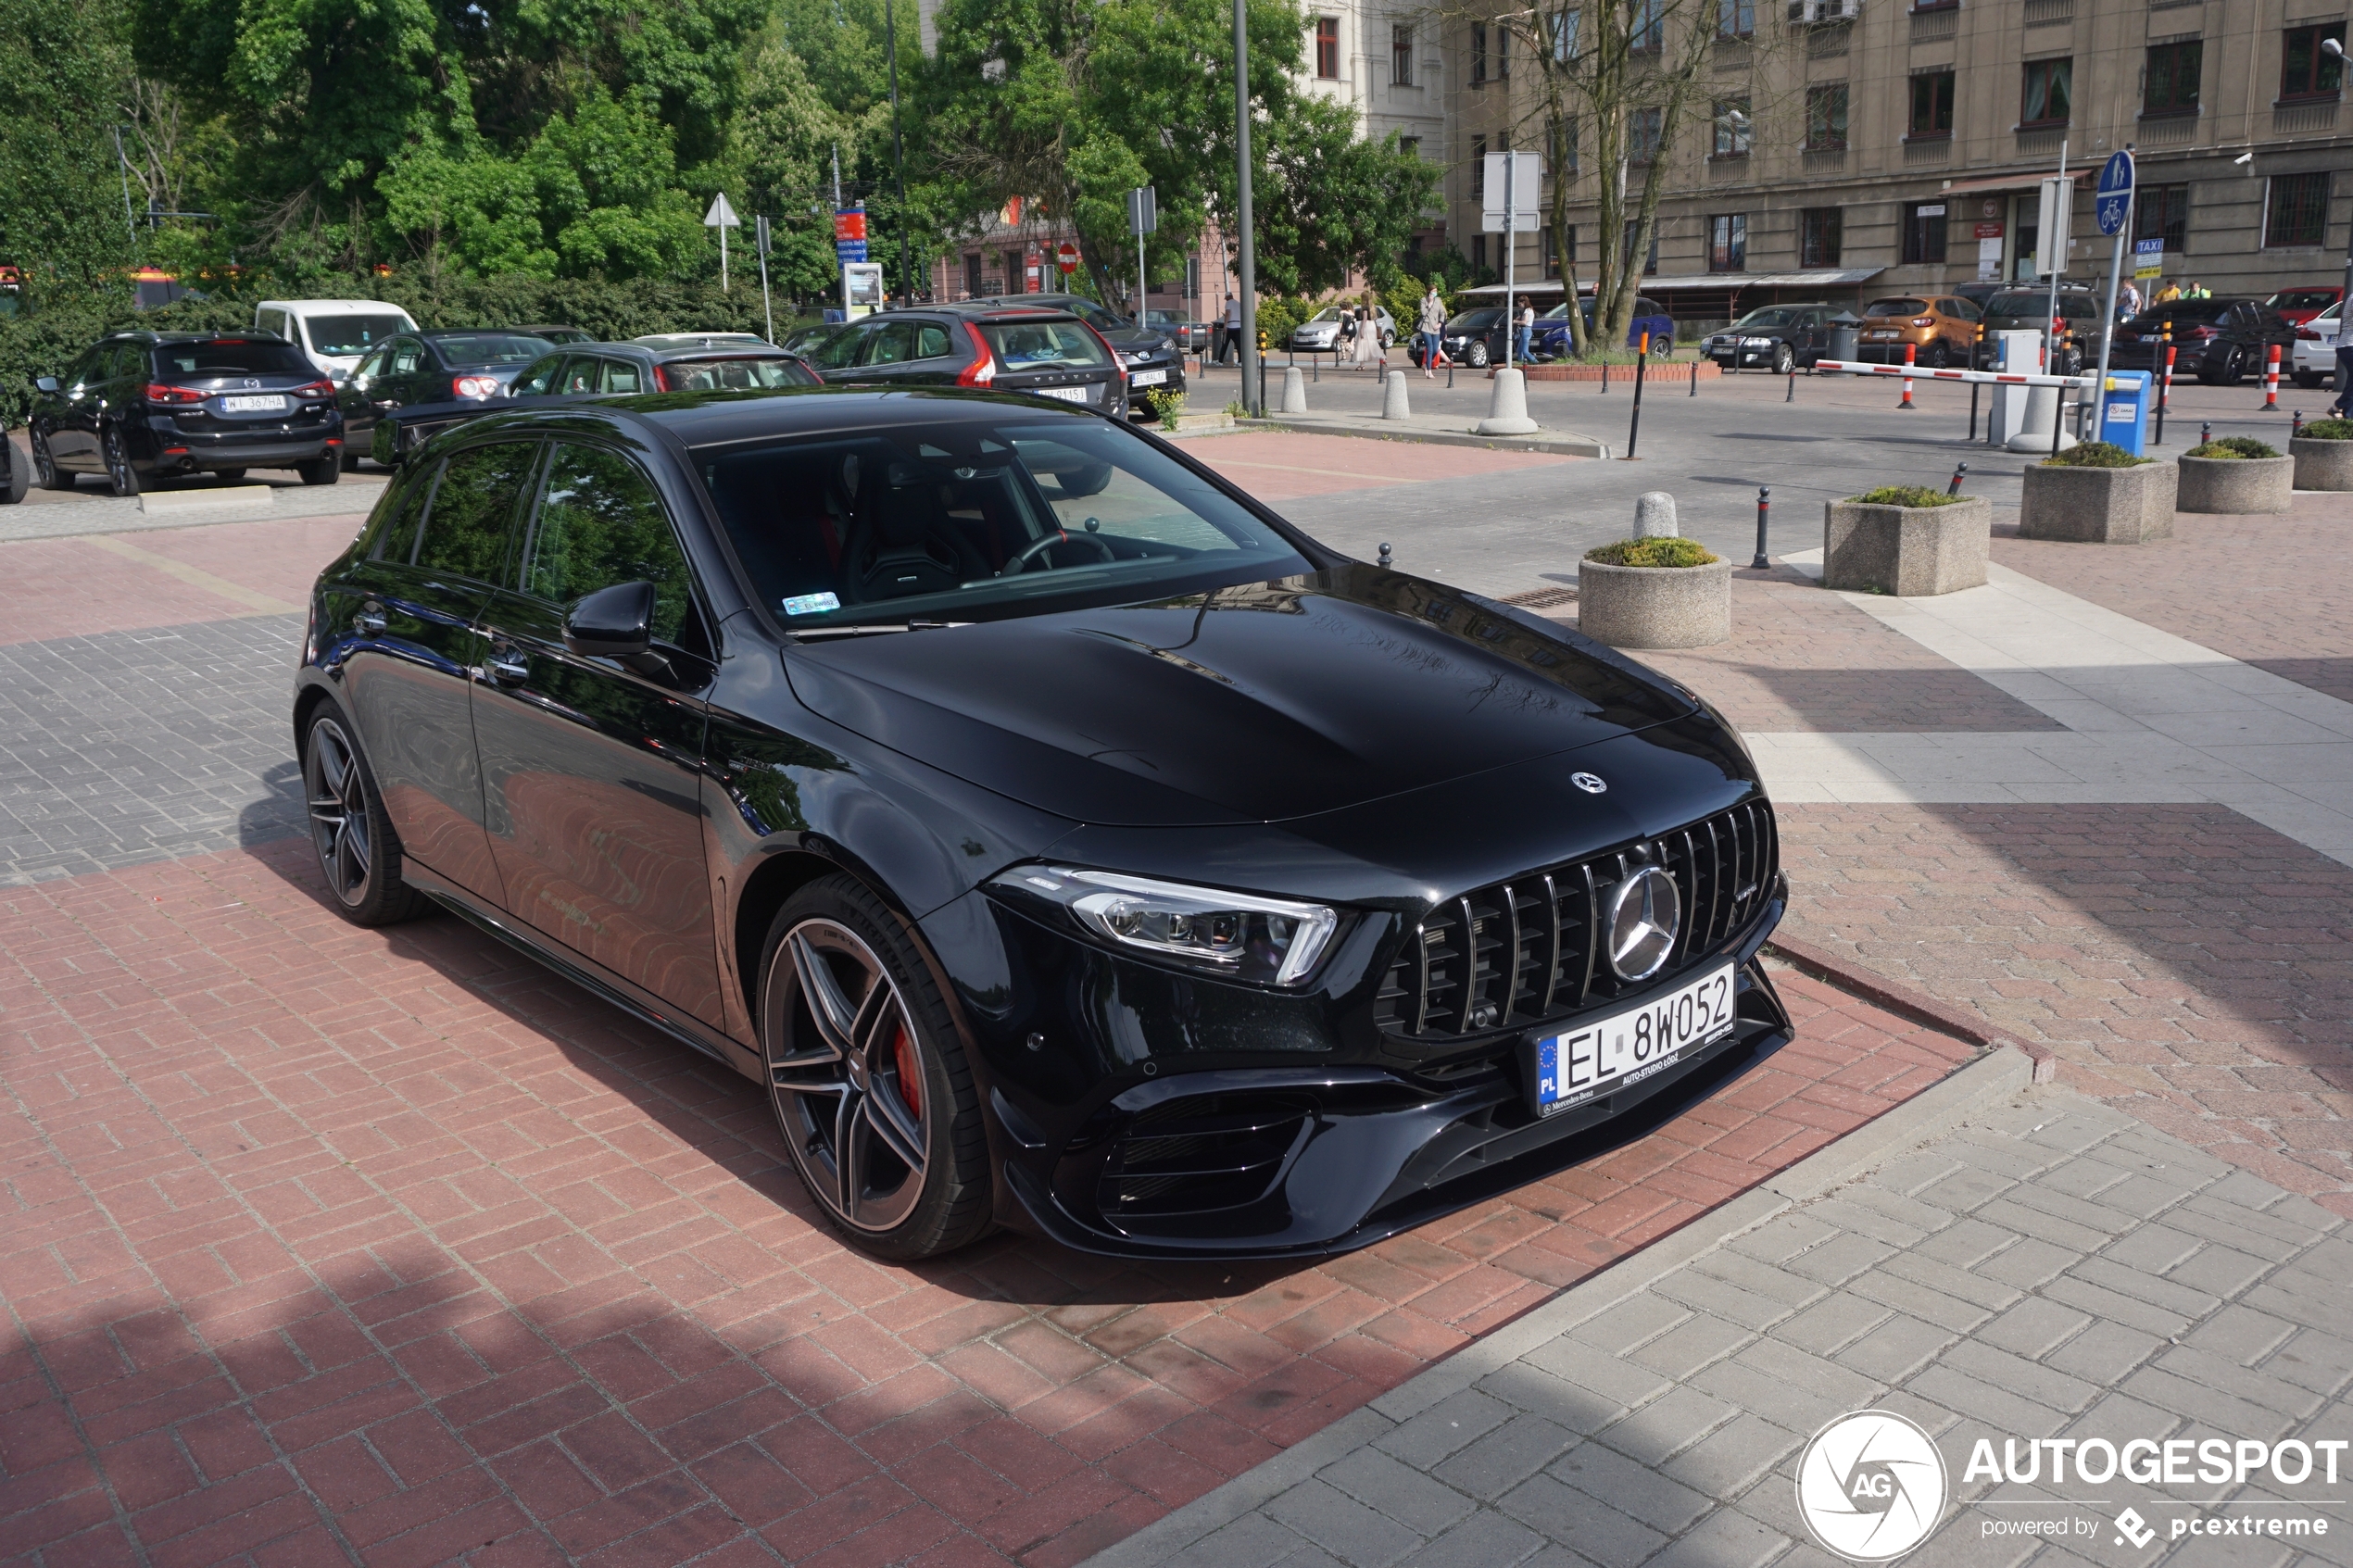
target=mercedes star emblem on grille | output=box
[1605,866,1681,981]
[1572,772,1607,794]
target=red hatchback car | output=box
[2267,287,2343,327]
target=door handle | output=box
[484,651,530,684]
[354,607,387,634]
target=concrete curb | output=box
[1236,415,1612,460]
[1080,1043,2034,1568]
[1760,935,2058,1085]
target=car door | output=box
[845,320,923,386]
[809,320,879,383]
[46,346,110,468]
[471,438,724,1026]
[339,344,394,443]
[333,440,539,903]
[511,355,564,400]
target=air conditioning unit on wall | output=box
[1787,0,1860,20]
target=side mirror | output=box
[564,580,655,659]
[33,376,57,394]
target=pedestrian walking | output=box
[1515,298,1535,364]
[1352,300,1381,370]
[1218,295,1241,363]
[1417,282,1447,377]
[2118,278,2143,320]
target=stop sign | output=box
[1056,241,1079,274]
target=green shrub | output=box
[2041,440,2152,469]
[1252,295,1313,350]
[1142,387,1188,423]
[1585,536,1721,568]
[2296,417,2353,441]
[2186,435,2281,460]
[1850,484,1961,508]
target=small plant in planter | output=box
[2179,434,2293,514]
[1576,536,1730,648]
[2019,440,2175,545]
[1823,482,1991,595]
[2289,418,2353,492]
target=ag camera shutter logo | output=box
[1796,1411,1949,1562]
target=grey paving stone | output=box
[1434,1412,1583,1500]
[1689,1356,1861,1440]
[2261,1326,2353,1399]
[2115,1366,2303,1439]
[1835,1311,1964,1383]
[1403,1509,1547,1568]
[2070,1255,2225,1320]
[1627,1311,1750,1380]
[1374,1388,1516,1469]
[2148,1345,2328,1421]
[1780,1230,1900,1289]
[1881,1248,2031,1312]
[1549,1439,1712,1533]
[1688,1248,1831,1310]
[1495,1474,1667,1568]
[1803,1193,1940,1249]
[1512,1341,1673,1419]
[1319,1448,1477,1537]
[2182,1306,2300,1369]
[1974,1196,2120,1256]
[1848,1264,2001,1336]
[1976,1297,2096,1360]
[1263,1479,1423,1568]
[2041,1273,2199,1339]
[1656,1411,1803,1501]
[1769,1292,1890,1356]
[1905,1364,2074,1433]
[1866,1153,1969,1200]
[1910,1215,2022,1272]
[1727,1337,1883,1411]
[1652,1266,1803,1333]
[1593,1385,1739,1467]
[1726,1211,1843,1268]
[1665,1504,1788,1568]
[1167,1513,1312,1568]
[1573,1295,1692,1358]
[2043,1317,2165,1387]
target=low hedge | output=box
[2041,441,2152,469]
[2185,436,2282,460]
[2296,417,2353,441]
[1585,537,1720,568]
[1849,484,1962,508]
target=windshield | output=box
[433,333,553,367]
[977,320,1110,369]
[699,416,1311,630]
[1864,298,1930,318]
[662,356,817,391]
[1730,307,1805,330]
[304,314,409,357]
[1447,310,1504,332]
[150,341,313,377]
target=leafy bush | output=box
[2186,436,2281,459]
[1252,296,1313,350]
[1851,485,1962,508]
[2042,441,2152,469]
[2296,418,2353,441]
[1585,537,1721,568]
[1142,388,1187,423]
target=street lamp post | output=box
[2329,40,2353,336]
[887,0,912,304]
[1233,0,1259,416]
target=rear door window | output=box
[812,324,873,371]
[862,322,921,366]
[370,461,443,565]
[559,357,599,394]
[415,442,537,583]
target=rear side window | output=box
[522,444,693,644]
[416,443,536,583]
[434,333,550,367]
[917,324,953,358]
[979,320,1110,368]
[598,359,645,393]
[661,357,813,391]
[151,341,312,377]
[305,315,409,358]
[513,356,563,396]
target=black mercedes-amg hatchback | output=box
[294,386,1788,1261]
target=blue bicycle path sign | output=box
[2096,151,2134,236]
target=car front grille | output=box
[1373,799,1779,1042]
[1096,1093,1314,1217]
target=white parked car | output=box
[1288,305,1397,352]
[254,299,418,383]
[2292,302,2340,389]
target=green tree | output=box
[0,0,138,296]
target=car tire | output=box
[339,446,360,472]
[1380,330,1395,349]
[2294,371,2324,390]
[1770,343,1794,375]
[2222,347,2246,384]
[1467,340,1491,368]
[296,456,340,486]
[302,704,430,927]
[1,443,26,505]
[1928,340,1952,370]
[758,874,991,1261]
[214,468,246,483]
[31,429,73,491]
[102,428,140,498]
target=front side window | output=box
[1806,84,1849,149]
[2266,172,2331,247]
[1392,23,1414,83]
[2283,23,2346,98]
[2022,57,2072,126]
[513,355,563,396]
[2135,182,2190,250]
[415,442,536,583]
[1713,98,1752,156]
[1315,16,1340,77]
[1718,0,1755,36]
[1909,70,1954,136]
[1709,214,1748,271]
[522,443,694,644]
[699,420,1312,629]
[1802,207,1843,266]
[560,357,599,395]
[2145,41,2202,115]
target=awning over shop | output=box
[1934,167,2095,197]
[1463,267,1886,297]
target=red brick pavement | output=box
[1,516,370,646]
[0,840,1970,1567]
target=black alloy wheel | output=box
[2222,346,2247,384]
[102,428,140,497]
[31,430,73,491]
[760,877,989,1260]
[303,707,427,926]
[1770,343,1795,375]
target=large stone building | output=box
[1443,0,2351,322]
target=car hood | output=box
[783,566,1697,827]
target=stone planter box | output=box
[2179,455,2294,514]
[1576,558,1731,648]
[2290,437,2353,492]
[2017,461,2176,544]
[1821,495,1991,596]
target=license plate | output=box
[1034,384,1090,403]
[221,394,288,413]
[1129,369,1167,387]
[1526,965,1737,1116]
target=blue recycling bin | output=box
[2098,370,2152,456]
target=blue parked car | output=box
[1530,296,1676,358]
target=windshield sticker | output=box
[782,592,841,617]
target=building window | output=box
[1471,134,1487,197]
[1718,0,1755,37]
[1495,21,1509,75]
[1553,6,1580,61]
[2143,40,2201,116]
[2282,23,2346,100]
[1001,249,1022,287]
[1908,70,1954,137]
[1903,201,1949,263]
[2021,57,2072,127]
[1709,214,1748,271]
[964,254,983,295]
[1472,234,1488,271]
[1472,22,1487,82]
[1623,221,1659,273]
[1556,115,1579,174]
[1629,107,1663,162]
[1632,0,1664,51]
[1542,226,1563,278]
[1713,97,1752,157]
[1315,17,1340,78]
[1806,84,1849,149]
[1802,207,1843,267]
[1392,23,1415,83]
[1399,135,1421,160]
[2266,172,2331,246]
[2134,182,2189,250]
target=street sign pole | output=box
[1232,0,1259,417]
[2092,149,2134,444]
[2039,145,2068,380]
[1504,155,1517,372]
[705,192,742,292]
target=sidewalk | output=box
[1087,1061,2351,1568]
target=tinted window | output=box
[558,357,599,395]
[389,339,425,375]
[306,315,409,357]
[416,443,535,582]
[1731,307,1805,329]
[863,322,920,365]
[369,462,441,565]
[431,334,551,367]
[2131,299,2232,323]
[598,358,645,394]
[661,357,814,390]
[979,320,1110,368]
[812,324,872,370]
[107,344,146,381]
[2273,289,2340,309]
[151,341,313,377]
[513,356,564,396]
[1864,298,1930,318]
[917,324,954,358]
[522,444,693,644]
[354,345,391,382]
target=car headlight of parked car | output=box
[1741,337,1770,346]
[990,866,1340,986]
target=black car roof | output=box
[104,330,295,345]
[437,385,1099,453]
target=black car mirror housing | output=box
[564,581,656,659]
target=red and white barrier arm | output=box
[1812,359,2100,390]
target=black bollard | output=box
[2200,420,2211,446]
[1947,461,1969,496]
[1378,542,1393,569]
[1752,486,1770,570]
[1690,359,1698,397]
[1969,382,1981,444]
[2294,409,2305,438]
[1602,359,1611,395]
[1625,335,1651,459]
[1785,368,1795,403]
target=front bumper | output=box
[1124,361,1188,403]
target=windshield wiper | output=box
[789,620,966,640]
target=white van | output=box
[253,299,418,382]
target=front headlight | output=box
[1741,337,1771,346]
[989,866,1340,986]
